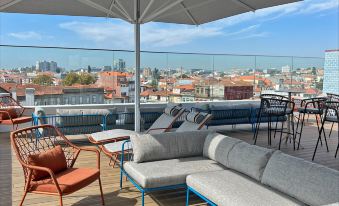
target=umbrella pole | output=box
[134,0,141,132]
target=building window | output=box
[86,96,90,104]
[79,96,83,104]
[92,95,97,103]
[64,98,69,104]
[71,96,76,104]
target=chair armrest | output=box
[78,147,101,169]
[21,107,35,116]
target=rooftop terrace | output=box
[1,121,338,206]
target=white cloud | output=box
[59,21,223,48]
[8,31,53,40]
[58,0,338,48]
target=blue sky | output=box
[0,0,338,70]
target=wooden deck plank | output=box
[1,120,338,206]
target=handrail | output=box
[0,44,324,59]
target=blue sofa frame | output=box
[186,186,217,206]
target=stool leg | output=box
[312,117,326,161]
[335,123,339,158]
[278,121,284,150]
[254,111,262,145]
[297,113,306,150]
[329,122,334,138]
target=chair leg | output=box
[141,191,145,206]
[278,121,284,150]
[315,114,324,146]
[59,195,63,206]
[19,191,28,206]
[273,120,278,140]
[186,188,190,206]
[335,125,339,158]
[297,113,306,150]
[329,122,334,138]
[253,113,262,145]
[98,178,105,205]
[312,119,326,161]
[120,170,123,190]
[291,116,296,150]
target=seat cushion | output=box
[29,168,100,194]
[187,170,304,206]
[1,116,32,124]
[123,156,225,188]
[297,108,322,114]
[227,142,274,181]
[0,108,18,120]
[262,151,339,206]
[28,145,68,180]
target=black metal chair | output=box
[312,101,339,160]
[254,97,294,150]
[327,93,339,139]
[294,97,327,150]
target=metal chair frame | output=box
[312,101,339,160]
[294,97,328,150]
[11,125,105,206]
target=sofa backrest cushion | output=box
[56,108,116,126]
[261,151,339,206]
[227,142,274,181]
[130,131,210,163]
[203,133,242,167]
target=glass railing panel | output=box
[255,56,293,95]
[0,45,115,106]
[213,54,256,100]
[140,51,168,103]
[292,57,324,98]
[167,53,214,103]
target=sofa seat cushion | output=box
[187,170,304,206]
[123,156,225,188]
[262,151,339,206]
[29,168,100,194]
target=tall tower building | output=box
[323,50,339,94]
[113,59,126,71]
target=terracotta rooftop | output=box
[99,71,132,77]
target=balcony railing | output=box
[0,44,325,107]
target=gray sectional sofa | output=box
[120,131,339,206]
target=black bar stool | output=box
[312,101,339,160]
[294,97,327,150]
[327,93,339,139]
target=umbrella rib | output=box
[0,0,23,10]
[139,0,154,22]
[77,0,130,22]
[114,0,133,22]
[149,0,217,24]
[180,2,198,25]
[142,0,184,23]
[231,0,255,11]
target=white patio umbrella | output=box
[0,0,299,131]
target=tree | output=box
[63,73,79,86]
[63,72,96,86]
[79,73,96,85]
[33,74,53,85]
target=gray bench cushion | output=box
[187,170,304,206]
[228,142,274,181]
[56,108,116,126]
[130,131,210,163]
[124,156,225,188]
[262,151,339,206]
[203,133,242,167]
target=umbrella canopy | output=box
[1,0,299,25]
[0,0,300,131]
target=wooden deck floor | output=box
[1,121,338,206]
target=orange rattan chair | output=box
[0,96,33,130]
[11,125,105,206]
